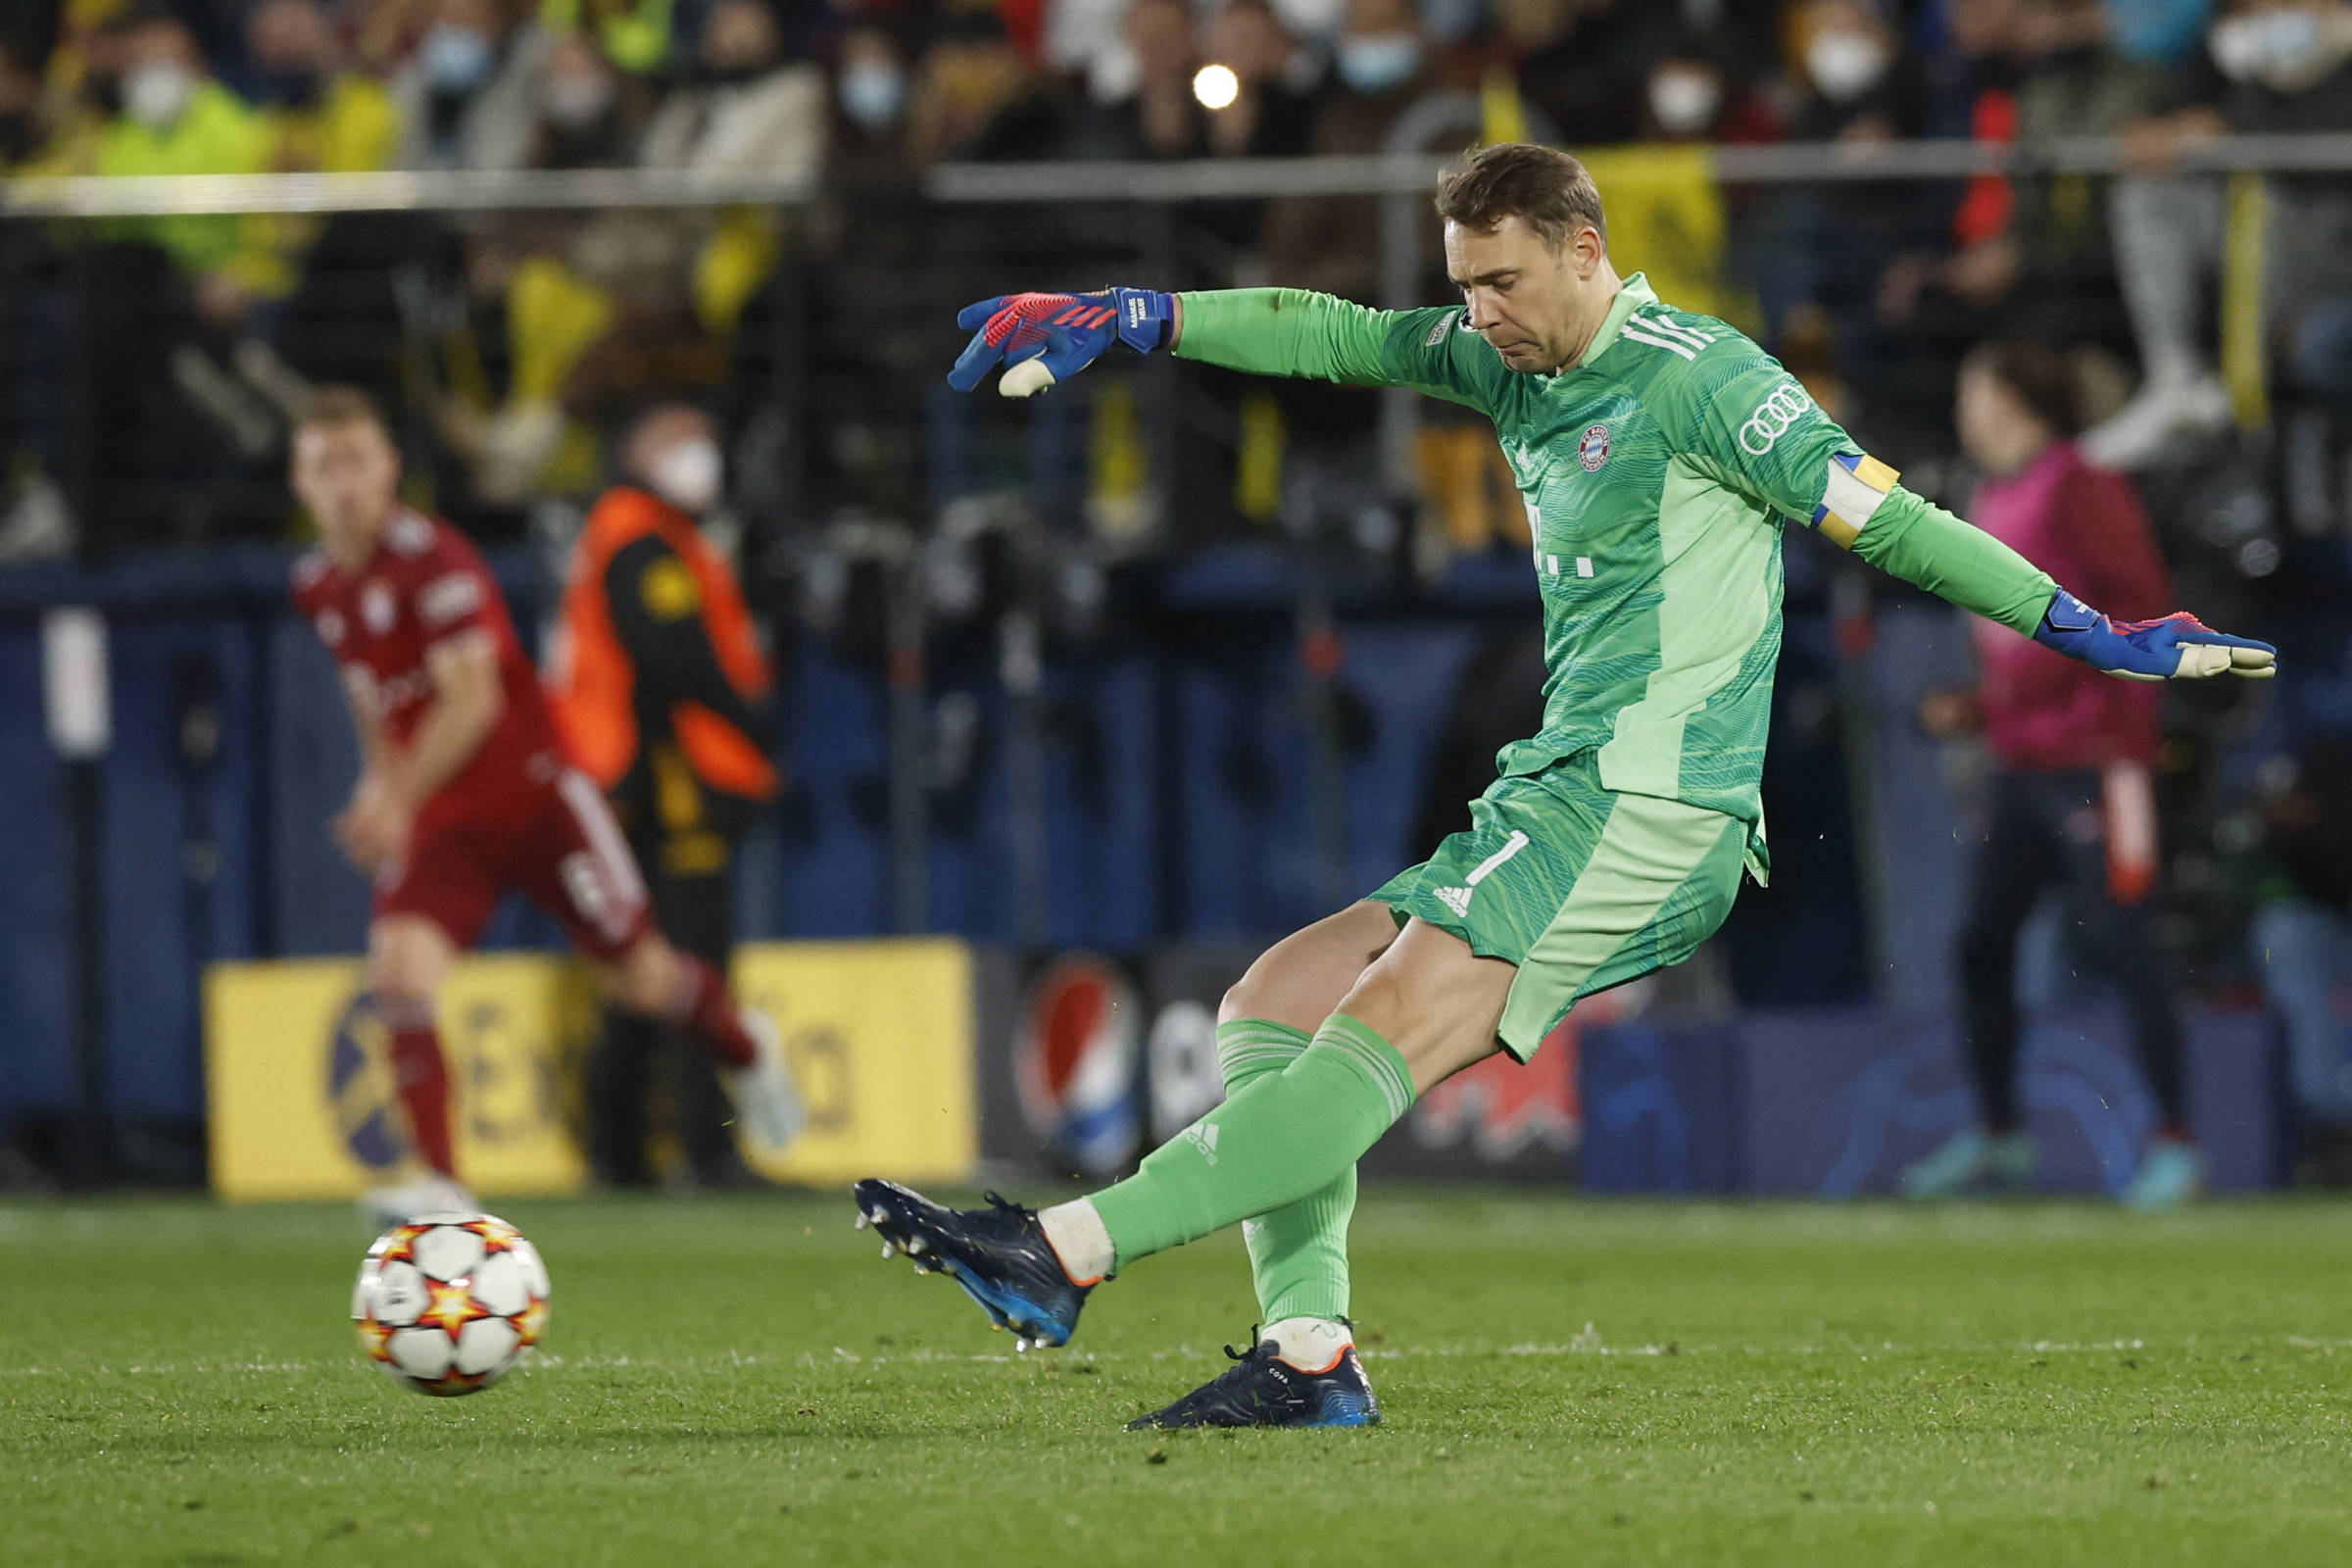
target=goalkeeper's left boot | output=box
[1127,1319,1381,1430]
[851,1180,1095,1349]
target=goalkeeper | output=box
[853,143,2275,1429]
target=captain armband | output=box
[1811,453,1900,549]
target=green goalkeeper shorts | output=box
[1367,755,1748,1061]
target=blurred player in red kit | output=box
[288,389,802,1222]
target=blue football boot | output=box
[852,1179,1093,1350]
[1127,1327,1382,1430]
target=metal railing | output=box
[10,130,2352,217]
[13,123,2341,505]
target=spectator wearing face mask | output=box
[1261,0,1438,302]
[92,9,279,305]
[1638,30,1783,144]
[1741,0,1934,419]
[1251,0,1453,547]
[551,396,781,1192]
[1587,35,1772,328]
[70,11,303,545]
[2088,0,2352,466]
[392,0,553,172]
[831,25,913,157]
[808,24,965,514]
[1508,0,1675,148]
[1788,0,1926,143]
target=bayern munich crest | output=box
[1579,424,1611,472]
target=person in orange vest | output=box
[551,399,785,1188]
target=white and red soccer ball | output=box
[352,1213,551,1396]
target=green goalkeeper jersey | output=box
[1174,273,2059,875]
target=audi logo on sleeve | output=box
[1739,380,1817,456]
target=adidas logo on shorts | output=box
[1435,886,1473,918]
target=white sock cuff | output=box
[1261,1315,1352,1373]
[1039,1199,1115,1286]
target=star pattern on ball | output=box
[355,1214,548,1396]
[422,1277,489,1342]
[369,1224,421,1267]
[466,1216,519,1253]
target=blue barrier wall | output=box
[1581,1004,2282,1197]
[0,623,73,1123]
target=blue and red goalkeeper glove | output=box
[2033,588,2277,681]
[947,288,1175,395]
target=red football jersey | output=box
[292,510,569,828]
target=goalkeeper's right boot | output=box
[851,1180,1094,1350]
[1128,1320,1381,1430]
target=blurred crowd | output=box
[1,0,2350,557]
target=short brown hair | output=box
[1963,340,2083,439]
[297,385,389,434]
[1434,142,1607,248]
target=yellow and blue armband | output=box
[1812,452,1901,548]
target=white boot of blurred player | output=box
[2080,368,2230,470]
[727,1008,807,1155]
[361,1172,479,1230]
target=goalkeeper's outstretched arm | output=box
[1841,481,2276,682]
[947,286,1498,413]
[1662,346,2275,684]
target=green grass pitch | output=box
[5,1191,2351,1566]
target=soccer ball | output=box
[352,1212,551,1396]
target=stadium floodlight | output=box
[1193,64,1240,112]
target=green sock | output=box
[1092,1013,1411,1269]
[1218,1019,1356,1324]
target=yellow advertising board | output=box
[205,955,594,1200]
[731,938,977,1188]
[204,939,977,1200]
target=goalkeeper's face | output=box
[1444,216,1608,376]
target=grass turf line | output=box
[3,1193,2350,1566]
